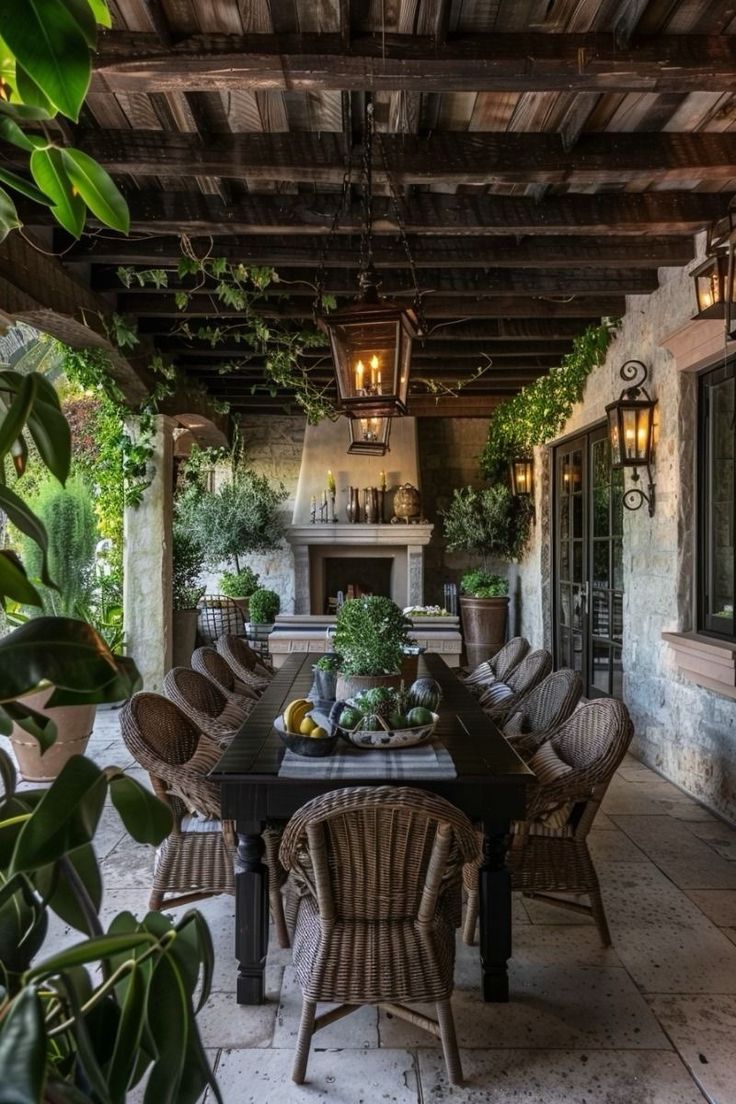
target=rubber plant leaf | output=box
[107,964,147,1104]
[0,550,42,607]
[1,0,91,120]
[30,147,85,238]
[0,617,126,701]
[0,987,45,1104]
[35,842,103,934]
[0,484,54,589]
[0,167,51,205]
[108,772,172,846]
[0,372,36,462]
[45,653,142,707]
[10,755,107,873]
[0,699,57,752]
[61,148,130,234]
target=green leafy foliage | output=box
[0,0,129,239]
[172,521,205,611]
[21,472,96,616]
[248,587,280,624]
[176,461,287,575]
[442,484,533,566]
[218,564,260,599]
[333,596,411,677]
[459,568,509,598]
[480,320,616,479]
[119,241,333,423]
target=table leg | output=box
[235,826,269,1005]
[479,819,511,1002]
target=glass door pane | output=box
[554,436,587,682]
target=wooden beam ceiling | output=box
[92,32,736,94]
[16,130,736,187]
[24,190,724,237]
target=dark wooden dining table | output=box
[210,651,533,1006]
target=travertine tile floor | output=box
[9,709,736,1104]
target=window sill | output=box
[662,631,736,699]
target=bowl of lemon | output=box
[275,697,338,757]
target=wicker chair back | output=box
[492,636,530,681]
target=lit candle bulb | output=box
[355,359,364,392]
[379,470,386,490]
[370,354,380,388]
[625,427,635,458]
[327,469,335,494]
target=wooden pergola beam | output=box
[159,340,569,358]
[71,233,693,269]
[112,267,656,299]
[23,190,725,237]
[121,294,624,318]
[92,31,736,94]
[20,129,736,187]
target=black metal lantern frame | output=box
[315,97,424,421]
[691,214,736,338]
[347,414,392,455]
[605,360,657,517]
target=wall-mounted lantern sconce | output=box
[510,456,534,498]
[347,414,391,455]
[605,360,657,517]
[691,214,736,338]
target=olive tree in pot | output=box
[442,484,533,667]
[176,464,287,618]
[333,596,411,700]
[172,521,205,668]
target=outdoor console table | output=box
[211,652,533,1006]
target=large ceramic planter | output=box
[335,672,402,701]
[9,686,96,782]
[172,608,199,668]
[459,595,509,669]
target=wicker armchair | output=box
[279,786,479,1085]
[464,698,634,946]
[163,666,249,744]
[478,648,553,722]
[215,633,274,695]
[191,646,260,704]
[502,669,583,754]
[464,636,530,693]
[119,692,289,945]
[197,595,246,646]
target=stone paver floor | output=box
[6,708,736,1103]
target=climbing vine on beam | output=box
[480,319,617,480]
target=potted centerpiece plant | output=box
[442,483,533,667]
[172,522,206,668]
[312,652,342,701]
[333,595,412,700]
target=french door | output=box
[553,425,624,699]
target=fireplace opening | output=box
[323,557,393,613]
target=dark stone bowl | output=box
[273,715,338,757]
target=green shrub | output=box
[23,473,96,616]
[219,565,260,598]
[460,569,509,598]
[172,522,205,611]
[249,588,280,624]
[334,596,411,676]
[442,484,533,567]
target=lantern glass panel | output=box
[330,318,401,401]
[692,253,734,320]
[511,458,534,496]
[347,416,391,455]
[607,406,622,466]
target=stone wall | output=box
[517,256,736,822]
[417,416,508,608]
[201,415,306,614]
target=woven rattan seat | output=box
[464,637,530,693]
[197,595,246,645]
[502,669,583,753]
[279,786,479,1085]
[464,698,633,946]
[479,648,553,721]
[163,666,250,744]
[215,633,274,694]
[192,646,260,703]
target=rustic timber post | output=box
[123,414,176,691]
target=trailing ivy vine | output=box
[117,240,335,424]
[480,319,616,480]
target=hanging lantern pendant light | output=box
[317,99,419,420]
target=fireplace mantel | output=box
[286,524,434,613]
[287,524,433,547]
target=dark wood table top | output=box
[211,652,533,793]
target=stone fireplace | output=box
[286,416,433,613]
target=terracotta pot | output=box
[459,595,509,669]
[335,671,402,701]
[9,687,96,783]
[172,608,199,668]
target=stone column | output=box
[123,415,175,691]
[407,544,424,606]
